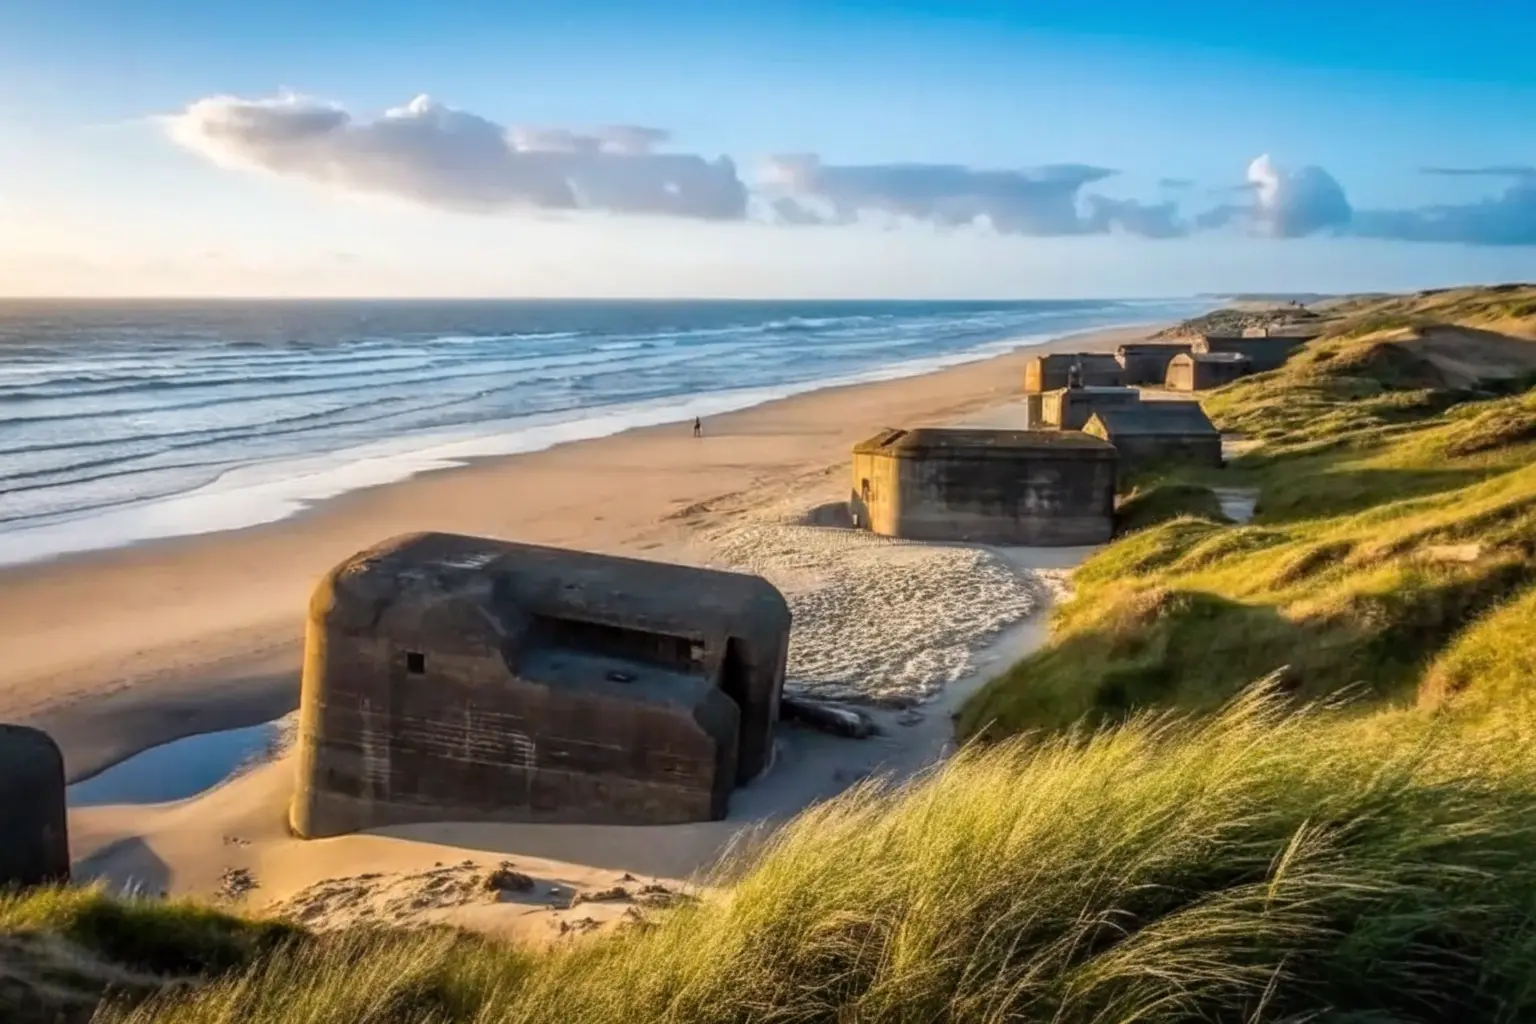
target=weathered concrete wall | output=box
[0,724,70,888]
[1083,425,1223,474]
[1117,343,1194,385]
[1166,354,1251,391]
[1023,393,1044,428]
[852,430,1116,545]
[292,534,791,839]
[1023,353,1123,393]
[1041,387,1143,430]
[1193,335,1308,372]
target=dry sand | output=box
[1,323,1149,944]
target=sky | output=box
[1,0,1534,299]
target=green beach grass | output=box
[8,284,1536,1023]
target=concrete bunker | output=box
[291,533,791,839]
[850,427,1116,545]
[1192,333,1313,373]
[1023,352,1124,393]
[0,724,70,889]
[1040,385,1143,430]
[1116,342,1195,385]
[1084,402,1223,473]
[1167,352,1251,391]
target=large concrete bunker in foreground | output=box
[291,533,791,839]
[851,428,1116,545]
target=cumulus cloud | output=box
[1352,167,1536,246]
[1190,155,1352,238]
[758,154,1185,237]
[165,93,748,219]
[1244,155,1353,237]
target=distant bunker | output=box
[291,533,791,839]
[1041,385,1143,430]
[0,724,70,889]
[850,427,1116,545]
[1167,352,1251,391]
[1116,342,1195,385]
[1023,352,1124,393]
[1193,333,1314,373]
[1084,402,1223,473]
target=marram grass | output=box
[16,682,1536,1023]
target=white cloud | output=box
[1245,154,1353,237]
[757,154,1186,238]
[164,93,748,220]
[1353,166,1536,246]
[159,94,1536,249]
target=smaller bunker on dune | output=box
[0,724,70,889]
[1193,333,1314,373]
[1041,385,1143,430]
[291,534,791,839]
[1084,402,1223,473]
[1167,352,1251,391]
[1023,352,1124,393]
[850,427,1116,545]
[1116,342,1195,385]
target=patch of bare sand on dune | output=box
[698,501,1046,706]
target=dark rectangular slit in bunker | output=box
[526,615,704,673]
[406,651,426,675]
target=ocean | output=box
[0,297,1210,565]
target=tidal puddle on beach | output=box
[67,722,281,807]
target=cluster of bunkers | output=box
[0,329,1315,892]
[853,330,1314,549]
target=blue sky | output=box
[2,0,1533,297]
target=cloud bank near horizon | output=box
[166,93,749,219]
[164,93,1536,247]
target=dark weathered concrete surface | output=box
[291,534,791,839]
[851,428,1116,545]
[1084,403,1223,472]
[1023,353,1124,393]
[1167,352,1251,391]
[0,724,70,888]
[1040,386,1143,431]
[1193,334,1312,373]
[1116,342,1195,385]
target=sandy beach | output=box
[1,322,1148,944]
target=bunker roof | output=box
[313,532,789,640]
[1049,385,1141,397]
[1086,402,1218,437]
[1178,352,1250,364]
[1027,351,1122,367]
[1117,342,1193,353]
[854,427,1114,459]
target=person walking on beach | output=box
[693,417,703,438]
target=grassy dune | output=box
[963,284,1536,738]
[9,284,1536,1023]
[15,686,1536,1023]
